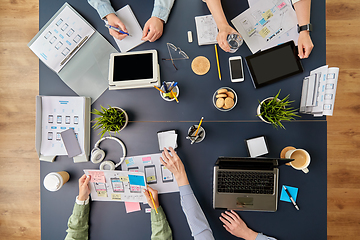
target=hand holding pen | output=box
[104,13,129,40]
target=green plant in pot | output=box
[256,90,299,129]
[92,105,128,138]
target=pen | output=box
[215,44,221,81]
[148,190,158,214]
[154,85,165,93]
[194,117,204,137]
[163,81,168,93]
[171,90,179,103]
[60,35,88,66]
[105,24,130,36]
[168,82,178,92]
[283,186,299,210]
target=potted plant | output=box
[91,105,128,138]
[256,90,299,129]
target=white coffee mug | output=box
[285,149,311,173]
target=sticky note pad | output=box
[125,202,141,213]
[89,171,106,183]
[111,193,122,201]
[280,185,298,203]
[128,175,145,186]
[142,157,152,164]
[125,158,135,167]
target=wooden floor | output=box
[0,0,359,239]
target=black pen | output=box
[283,186,299,210]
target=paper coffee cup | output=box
[285,149,310,173]
[43,171,70,191]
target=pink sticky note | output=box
[142,156,152,163]
[125,202,141,213]
[278,2,286,9]
[89,171,106,183]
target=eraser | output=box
[187,31,193,43]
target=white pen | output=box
[60,35,88,66]
[283,186,299,210]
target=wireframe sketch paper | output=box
[121,153,179,194]
[40,96,86,156]
[84,169,147,202]
[112,5,145,52]
[195,15,218,46]
[29,5,95,73]
[231,0,297,53]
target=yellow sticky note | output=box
[259,27,270,38]
[119,176,129,182]
[147,176,156,182]
[262,10,273,21]
[97,190,107,197]
[111,193,122,201]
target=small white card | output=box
[157,130,178,150]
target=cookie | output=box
[224,97,234,109]
[191,56,210,75]
[216,94,227,98]
[216,98,225,108]
[226,91,235,99]
[217,89,228,94]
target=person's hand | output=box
[106,13,128,40]
[217,24,239,52]
[78,174,91,201]
[141,16,164,42]
[297,31,314,59]
[219,210,258,240]
[160,147,189,186]
[143,186,160,209]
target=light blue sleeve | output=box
[87,0,115,19]
[151,0,175,23]
[256,233,277,240]
[179,185,215,240]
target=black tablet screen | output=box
[113,53,153,81]
[246,41,303,88]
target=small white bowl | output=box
[212,87,237,111]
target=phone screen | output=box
[230,59,243,79]
[111,178,124,192]
[145,165,157,184]
[161,165,173,182]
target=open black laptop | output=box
[213,157,293,212]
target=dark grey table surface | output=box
[39,0,327,239]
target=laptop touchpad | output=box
[236,197,253,206]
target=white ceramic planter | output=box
[109,106,128,134]
[257,97,275,124]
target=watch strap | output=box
[298,23,312,33]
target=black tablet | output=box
[245,41,303,88]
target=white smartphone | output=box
[229,56,244,82]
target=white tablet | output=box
[108,49,160,90]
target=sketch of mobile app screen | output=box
[56,132,61,141]
[65,116,70,124]
[57,115,62,124]
[74,116,79,124]
[130,184,141,193]
[111,178,124,192]
[48,132,53,140]
[145,165,157,184]
[48,115,53,123]
[94,182,106,191]
[161,165,173,182]
[128,167,139,172]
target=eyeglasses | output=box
[163,43,189,70]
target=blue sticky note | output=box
[280,185,298,203]
[128,175,145,186]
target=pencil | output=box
[171,90,179,103]
[194,117,204,136]
[154,85,165,93]
[148,190,158,214]
[215,44,221,81]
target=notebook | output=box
[213,157,292,212]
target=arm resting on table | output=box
[151,0,175,23]
[151,206,173,240]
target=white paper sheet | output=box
[121,153,179,194]
[157,130,178,150]
[195,15,218,46]
[40,96,85,156]
[29,5,95,73]
[231,0,297,53]
[111,5,145,52]
[84,170,147,202]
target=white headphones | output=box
[90,136,126,170]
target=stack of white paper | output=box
[157,130,178,150]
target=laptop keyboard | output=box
[217,171,274,194]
